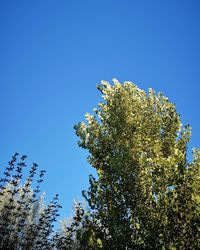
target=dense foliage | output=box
[1,80,199,249]
[73,80,200,249]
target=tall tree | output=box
[74,79,200,249]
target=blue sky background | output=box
[1,0,200,221]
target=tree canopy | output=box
[73,79,200,249]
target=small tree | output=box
[0,153,61,250]
[54,200,88,250]
[74,80,200,249]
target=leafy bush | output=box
[0,153,61,250]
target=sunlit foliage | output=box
[73,80,200,249]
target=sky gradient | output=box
[1,0,200,220]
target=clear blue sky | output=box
[1,0,200,220]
